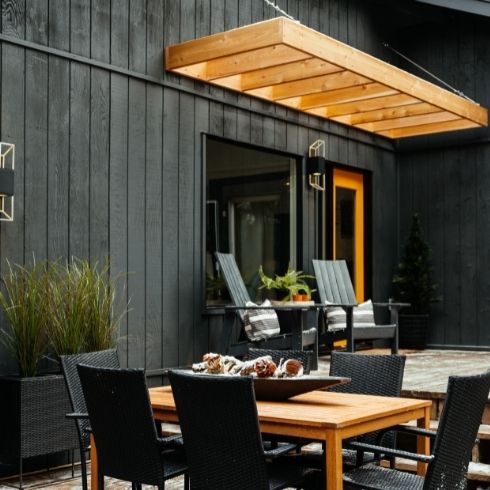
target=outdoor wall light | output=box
[0,142,15,221]
[306,139,326,191]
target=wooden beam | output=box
[332,102,440,125]
[246,70,372,100]
[282,83,399,111]
[320,94,420,118]
[165,18,283,69]
[378,119,480,138]
[239,57,342,91]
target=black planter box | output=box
[399,314,429,349]
[0,374,78,462]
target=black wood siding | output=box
[394,8,490,348]
[0,0,399,376]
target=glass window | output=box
[205,138,297,305]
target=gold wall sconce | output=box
[306,139,326,191]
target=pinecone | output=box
[254,357,277,378]
[203,353,224,374]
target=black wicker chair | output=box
[77,364,189,489]
[215,252,318,366]
[168,370,318,490]
[329,352,407,465]
[60,349,120,490]
[343,370,490,489]
[297,352,406,476]
[247,348,313,374]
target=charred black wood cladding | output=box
[396,11,490,348]
[0,0,404,376]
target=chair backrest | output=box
[312,259,357,305]
[168,370,270,490]
[247,348,313,374]
[77,365,165,486]
[60,349,119,448]
[215,252,252,320]
[329,352,406,445]
[424,370,490,489]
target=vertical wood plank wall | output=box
[0,0,399,376]
[396,13,490,349]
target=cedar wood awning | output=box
[165,17,487,139]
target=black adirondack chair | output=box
[343,370,490,489]
[312,259,404,353]
[215,252,318,366]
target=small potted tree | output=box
[393,213,438,348]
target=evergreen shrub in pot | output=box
[0,258,126,475]
[393,214,439,349]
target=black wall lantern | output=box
[306,139,326,191]
[0,142,15,221]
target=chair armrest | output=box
[263,442,298,459]
[157,434,184,450]
[371,302,410,309]
[66,412,90,420]
[374,424,437,443]
[346,440,434,464]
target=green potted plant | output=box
[393,213,439,348]
[0,258,126,480]
[258,265,315,302]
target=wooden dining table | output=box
[145,386,432,490]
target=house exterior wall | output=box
[0,0,400,376]
[393,7,490,348]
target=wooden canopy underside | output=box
[165,17,487,139]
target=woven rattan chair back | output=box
[329,352,406,446]
[60,349,119,490]
[247,348,313,374]
[169,370,271,490]
[77,365,169,486]
[424,370,490,489]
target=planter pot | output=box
[399,314,429,349]
[0,374,78,463]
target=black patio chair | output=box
[298,352,406,474]
[247,347,313,374]
[77,364,189,490]
[343,370,490,489]
[215,252,318,366]
[312,259,404,353]
[60,349,120,490]
[168,369,318,490]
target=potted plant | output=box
[258,265,315,302]
[0,258,126,480]
[393,213,439,348]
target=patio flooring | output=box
[2,348,490,489]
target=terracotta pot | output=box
[292,294,303,302]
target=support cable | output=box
[382,41,476,103]
[262,0,296,21]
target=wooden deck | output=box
[317,348,490,422]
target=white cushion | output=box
[243,299,281,341]
[325,299,376,332]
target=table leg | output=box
[325,430,343,489]
[417,406,431,475]
[90,434,99,490]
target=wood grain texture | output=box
[127,79,146,368]
[69,62,90,260]
[24,49,48,261]
[47,57,69,260]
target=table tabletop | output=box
[149,386,432,490]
